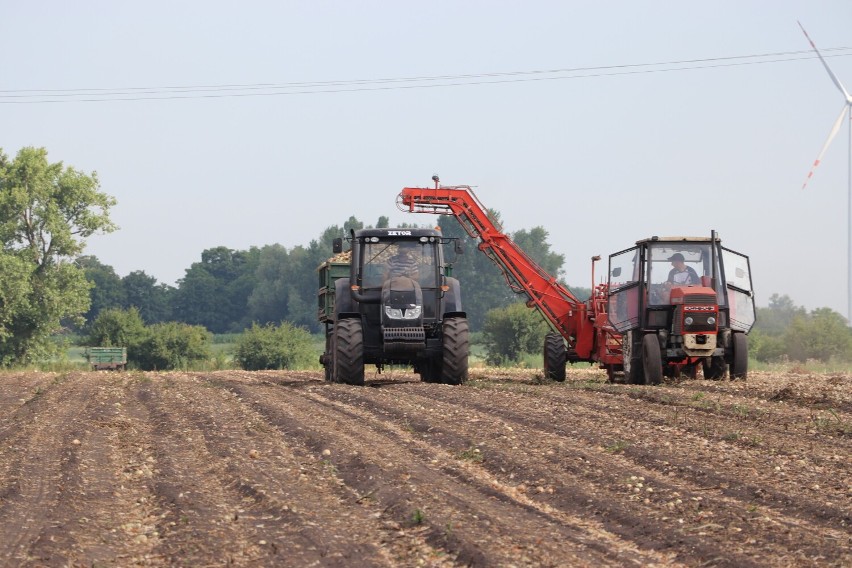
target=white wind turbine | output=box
[798,21,852,324]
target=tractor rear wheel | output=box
[730,332,748,380]
[624,331,646,385]
[543,332,567,382]
[440,317,469,385]
[642,333,663,385]
[419,356,442,383]
[333,318,364,386]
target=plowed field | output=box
[0,368,849,567]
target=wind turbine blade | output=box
[802,103,849,189]
[798,21,852,102]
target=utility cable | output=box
[1,47,850,104]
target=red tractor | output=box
[606,235,755,382]
[398,180,756,383]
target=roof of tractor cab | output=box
[354,228,442,239]
[635,235,721,246]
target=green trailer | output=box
[317,258,351,324]
[86,347,127,371]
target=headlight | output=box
[684,316,694,325]
[385,305,422,319]
[707,316,716,325]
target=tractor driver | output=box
[665,253,700,287]
[384,246,419,281]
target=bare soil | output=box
[0,368,849,567]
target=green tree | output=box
[234,322,315,370]
[0,254,34,360]
[247,244,291,325]
[171,246,259,333]
[122,270,173,324]
[0,147,116,365]
[481,302,550,366]
[512,227,564,277]
[755,294,806,336]
[78,255,126,328]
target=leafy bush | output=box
[753,331,786,363]
[133,322,212,370]
[481,302,549,366]
[234,322,315,371]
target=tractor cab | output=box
[606,233,755,384]
[322,227,468,385]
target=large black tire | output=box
[730,332,748,380]
[642,333,663,385]
[703,356,727,380]
[440,317,469,385]
[624,331,646,385]
[333,319,364,386]
[543,332,567,382]
[418,356,442,383]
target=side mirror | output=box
[611,267,622,278]
[332,238,343,254]
[454,240,464,255]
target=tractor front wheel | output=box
[642,333,663,385]
[440,317,469,385]
[333,318,364,386]
[730,332,748,380]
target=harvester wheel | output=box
[333,318,365,386]
[543,332,567,382]
[440,317,469,385]
[730,332,748,380]
[642,334,663,385]
[702,356,727,380]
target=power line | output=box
[2,47,850,104]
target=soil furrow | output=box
[0,374,92,565]
[306,381,849,566]
[225,378,676,567]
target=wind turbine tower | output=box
[798,21,852,324]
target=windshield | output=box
[647,243,719,305]
[361,240,437,288]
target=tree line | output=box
[79,211,578,336]
[751,294,852,363]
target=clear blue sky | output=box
[3,1,851,317]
